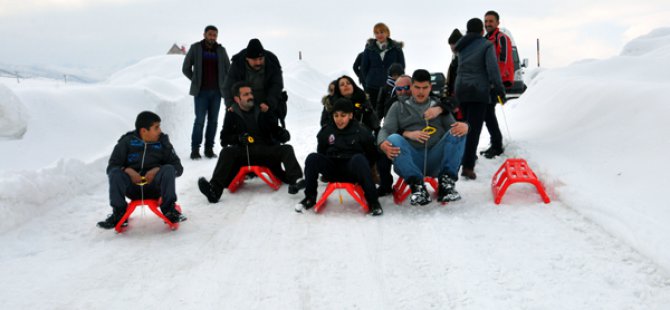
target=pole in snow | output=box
[299,51,302,60]
[537,38,541,67]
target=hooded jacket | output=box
[454,33,505,104]
[361,38,405,89]
[316,121,377,165]
[107,131,183,176]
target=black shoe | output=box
[409,183,431,206]
[198,177,219,203]
[97,211,124,229]
[480,146,504,159]
[295,195,316,213]
[164,210,187,223]
[437,174,461,202]
[288,178,305,195]
[369,201,383,216]
[376,186,393,197]
[461,168,476,180]
[190,149,202,160]
[204,148,217,158]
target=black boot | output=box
[204,148,217,158]
[190,149,202,160]
[97,209,125,229]
[409,179,431,206]
[198,177,220,203]
[369,201,383,216]
[288,178,306,195]
[480,146,504,159]
[437,174,461,202]
[295,195,316,213]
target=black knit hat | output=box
[388,63,405,76]
[245,38,265,58]
[331,98,354,114]
[448,28,463,44]
[466,18,484,34]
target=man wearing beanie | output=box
[182,25,231,160]
[378,69,469,206]
[222,38,286,127]
[296,97,383,216]
[454,18,505,180]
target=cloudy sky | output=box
[1,0,668,76]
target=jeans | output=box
[192,90,221,150]
[386,132,465,182]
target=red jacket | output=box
[486,28,514,86]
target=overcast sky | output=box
[1,0,668,76]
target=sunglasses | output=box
[395,85,410,91]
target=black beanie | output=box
[448,28,463,44]
[388,63,405,76]
[331,98,354,114]
[466,18,484,34]
[245,38,265,58]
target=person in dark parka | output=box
[296,98,383,216]
[361,22,405,110]
[454,18,505,180]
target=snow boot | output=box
[369,201,383,216]
[409,181,431,206]
[437,174,461,202]
[97,209,125,229]
[480,146,504,159]
[288,178,306,195]
[204,147,217,159]
[461,167,476,180]
[198,177,219,203]
[164,209,187,223]
[190,149,202,160]
[295,195,316,213]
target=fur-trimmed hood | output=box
[365,38,404,51]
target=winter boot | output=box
[190,149,202,160]
[288,178,306,195]
[409,182,431,206]
[437,174,461,202]
[97,209,125,229]
[164,209,187,223]
[461,167,476,180]
[295,195,316,213]
[198,177,220,203]
[369,201,383,216]
[204,147,217,159]
[480,146,504,159]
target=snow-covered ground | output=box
[1,29,670,309]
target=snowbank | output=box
[0,83,27,139]
[507,28,670,272]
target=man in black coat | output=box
[198,82,304,203]
[222,38,286,127]
[97,111,185,229]
[295,98,383,216]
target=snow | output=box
[1,29,670,308]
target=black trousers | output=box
[460,101,488,169]
[304,153,379,204]
[209,144,303,196]
[377,152,394,191]
[108,165,178,214]
[484,103,503,149]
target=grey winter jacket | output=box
[182,40,231,96]
[454,33,504,104]
[377,96,456,149]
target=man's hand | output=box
[124,167,143,184]
[379,140,401,160]
[403,130,431,143]
[423,106,444,120]
[144,167,160,184]
[260,103,269,112]
[449,122,469,137]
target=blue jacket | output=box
[361,38,405,89]
[107,131,183,176]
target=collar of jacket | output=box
[455,33,482,52]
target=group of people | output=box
[97,10,516,228]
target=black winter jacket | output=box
[107,131,183,176]
[317,121,377,165]
[361,38,405,89]
[222,49,284,111]
[331,89,380,132]
[220,104,289,147]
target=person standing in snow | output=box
[97,111,186,229]
[361,22,405,111]
[479,10,514,159]
[222,38,288,128]
[182,25,231,160]
[197,82,304,203]
[353,52,364,86]
[445,28,464,121]
[455,18,506,180]
[295,98,383,216]
[378,69,468,205]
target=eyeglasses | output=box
[395,85,410,91]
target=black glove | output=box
[496,93,507,105]
[277,128,291,143]
[238,133,252,145]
